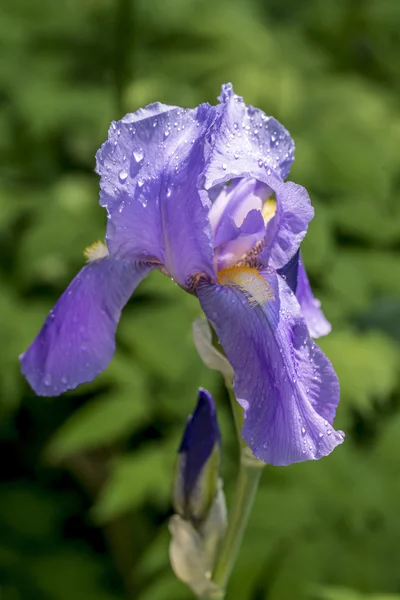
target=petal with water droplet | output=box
[96,102,217,285]
[20,259,152,396]
[197,270,343,466]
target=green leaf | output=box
[93,441,178,523]
[46,381,150,461]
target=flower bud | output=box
[170,389,226,597]
[173,388,221,523]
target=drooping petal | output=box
[20,258,152,396]
[296,254,331,338]
[197,268,343,466]
[96,103,217,286]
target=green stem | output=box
[210,386,264,597]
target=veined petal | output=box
[20,258,152,396]
[197,268,343,466]
[296,255,331,338]
[96,103,217,286]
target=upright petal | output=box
[20,258,152,396]
[197,268,343,466]
[260,179,314,269]
[203,83,295,189]
[208,178,266,237]
[296,254,331,338]
[96,103,217,286]
[202,85,313,268]
[214,209,266,271]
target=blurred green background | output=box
[1,0,400,598]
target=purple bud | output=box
[173,388,220,522]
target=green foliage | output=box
[1,0,400,598]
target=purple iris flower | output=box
[20,83,344,466]
[174,388,220,522]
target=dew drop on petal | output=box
[43,373,52,386]
[133,150,144,163]
[118,169,128,183]
[222,163,227,170]
[130,150,144,178]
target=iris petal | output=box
[197,269,343,466]
[260,178,314,269]
[20,258,152,396]
[203,86,313,269]
[96,102,217,286]
[203,83,295,188]
[296,255,331,338]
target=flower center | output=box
[208,178,276,272]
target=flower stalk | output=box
[207,386,264,598]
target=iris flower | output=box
[20,84,343,466]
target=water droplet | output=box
[61,376,68,385]
[164,130,170,138]
[118,169,128,183]
[319,432,324,438]
[130,150,144,178]
[327,429,332,436]
[258,158,264,168]
[234,152,239,159]
[233,122,239,129]
[133,150,144,163]
[301,427,306,436]
[43,373,52,386]
[222,163,227,170]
